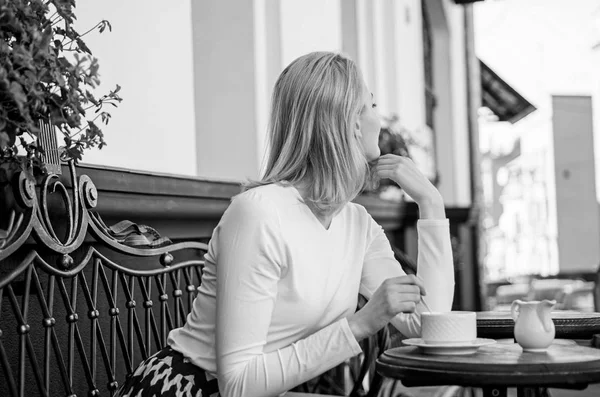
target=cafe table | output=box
[376,341,600,397]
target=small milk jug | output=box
[510,299,556,352]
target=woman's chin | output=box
[366,149,381,162]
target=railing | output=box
[0,161,210,396]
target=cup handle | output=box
[510,300,522,322]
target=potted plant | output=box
[375,114,439,201]
[0,0,121,245]
[0,0,121,177]
[373,115,414,202]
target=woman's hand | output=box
[347,275,426,341]
[375,154,445,219]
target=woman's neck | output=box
[293,183,339,228]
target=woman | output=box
[117,52,454,397]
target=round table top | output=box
[477,311,600,339]
[377,342,600,388]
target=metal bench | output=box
[0,159,393,396]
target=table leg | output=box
[482,387,507,397]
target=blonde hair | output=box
[246,51,370,215]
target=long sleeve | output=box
[359,217,454,338]
[215,193,362,397]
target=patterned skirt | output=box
[116,347,220,397]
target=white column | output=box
[426,0,457,204]
[280,0,342,66]
[191,0,281,181]
[254,0,282,175]
[592,6,600,203]
[449,5,472,207]
[372,0,399,116]
[372,0,387,114]
[552,95,600,273]
[341,0,359,62]
[394,0,426,131]
[356,0,377,93]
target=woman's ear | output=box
[354,118,362,138]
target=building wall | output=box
[191,0,264,181]
[552,95,600,273]
[73,0,474,207]
[75,0,197,175]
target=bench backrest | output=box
[0,163,208,397]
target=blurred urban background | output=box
[477,0,600,313]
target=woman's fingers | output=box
[377,154,413,165]
[375,160,421,180]
[374,169,397,181]
[375,165,402,178]
[375,163,420,178]
[396,301,418,313]
[395,292,422,303]
[392,293,422,314]
[387,283,422,296]
[379,153,407,161]
[383,276,427,298]
[375,155,441,207]
[383,292,421,316]
[375,164,402,171]
[349,273,431,339]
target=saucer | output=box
[402,338,497,355]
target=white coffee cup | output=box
[421,311,477,344]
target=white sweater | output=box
[168,183,454,397]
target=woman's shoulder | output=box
[345,200,372,220]
[228,183,294,218]
[235,183,294,204]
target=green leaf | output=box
[65,146,83,163]
[9,82,27,110]
[0,1,120,169]
[76,37,92,54]
[0,132,10,150]
[53,39,63,52]
[98,20,112,33]
[100,112,111,124]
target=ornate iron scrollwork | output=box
[1,161,94,261]
[0,161,197,271]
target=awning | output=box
[480,60,536,124]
